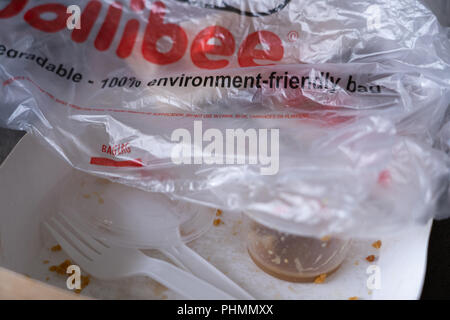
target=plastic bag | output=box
[1,0,450,238]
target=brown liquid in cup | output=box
[246,218,350,282]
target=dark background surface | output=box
[0,0,449,300]
[421,218,450,299]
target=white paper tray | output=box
[0,134,432,299]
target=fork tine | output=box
[44,222,91,266]
[56,213,107,253]
[50,217,99,260]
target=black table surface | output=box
[0,127,448,299]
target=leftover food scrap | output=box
[50,244,62,252]
[49,259,72,275]
[372,240,382,249]
[74,275,91,294]
[314,273,327,284]
[49,259,90,294]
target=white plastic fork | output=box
[44,213,235,300]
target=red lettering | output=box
[100,143,132,156]
[23,3,69,33]
[94,1,122,51]
[0,0,28,19]
[130,0,145,12]
[2,0,287,70]
[116,19,139,58]
[238,31,283,67]
[141,1,187,65]
[190,26,235,70]
[72,0,102,43]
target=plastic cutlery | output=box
[58,174,254,299]
[44,213,234,300]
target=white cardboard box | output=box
[0,134,432,299]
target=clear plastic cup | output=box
[243,213,351,282]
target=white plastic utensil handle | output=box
[136,253,236,300]
[162,244,255,300]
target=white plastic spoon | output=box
[58,172,254,300]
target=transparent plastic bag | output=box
[1,0,449,238]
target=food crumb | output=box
[74,275,90,294]
[50,244,62,252]
[321,235,331,242]
[213,218,223,226]
[366,255,376,262]
[372,240,382,249]
[82,194,91,199]
[43,260,50,264]
[92,192,104,204]
[354,260,359,266]
[49,259,72,275]
[45,277,50,281]
[314,273,327,284]
[348,296,359,300]
[96,178,110,185]
[271,256,281,264]
[216,209,222,216]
